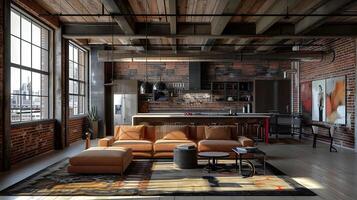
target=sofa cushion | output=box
[163,128,188,140]
[112,140,153,152]
[155,125,189,140]
[204,126,231,140]
[118,125,145,140]
[154,139,196,152]
[198,140,241,152]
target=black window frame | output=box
[10,7,51,124]
[68,42,87,117]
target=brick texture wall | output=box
[113,61,290,112]
[113,61,290,83]
[68,117,87,144]
[299,38,356,149]
[10,120,55,164]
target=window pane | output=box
[11,109,21,122]
[21,17,31,42]
[32,23,41,46]
[73,63,78,79]
[11,95,21,110]
[32,45,41,69]
[73,47,78,63]
[73,96,78,115]
[78,96,83,114]
[21,40,31,67]
[79,50,85,65]
[69,80,73,94]
[80,83,85,95]
[32,72,41,95]
[11,11,20,37]
[41,97,49,119]
[79,65,84,81]
[21,95,31,121]
[11,36,20,64]
[41,49,48,71]
[73,81,79,94]
[21,69,31,95]
[41,75,48,96]
[69,45,73,61]
[11,67,20,94]
[41,28,49,49]
[69,61,73,79]
[32,96,41,120]
[69,95,74,116]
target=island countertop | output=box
[132,113,272,118]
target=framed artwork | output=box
[325,76,346,124]
[312,80,325,122]
[301,81,312,121]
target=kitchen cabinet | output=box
[254,80,291,113]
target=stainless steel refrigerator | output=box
[113,80,138,125]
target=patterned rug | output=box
[1,159,316,196]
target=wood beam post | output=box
[1,0,11,171]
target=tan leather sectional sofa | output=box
[98,125,254,158]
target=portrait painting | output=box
[325,76,346,124]
[301,81,312,122]
[312,80,325,122]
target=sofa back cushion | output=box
[117,125,145,140]
[204,126,232,140]
[155,125,189,140]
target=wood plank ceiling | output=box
[34,0,357,52]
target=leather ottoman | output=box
[67,147,133,175]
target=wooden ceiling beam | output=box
[295,0,354,34]
[166,0,177,53]
[257,0,354,52]
[201,0,241,51]
[62,22,357,39]
[255,0,299,34]
[100,0,144,51]
[12,0,60,28]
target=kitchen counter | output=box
[132,113,271,143]
[133,113,271,118]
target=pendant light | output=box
[153,43,166,91]
[139,1,152,94]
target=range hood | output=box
[188,62,209,92]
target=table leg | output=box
[235,153,238,172]
[263,155,266,175]
[239,154,243,175]
[264,118,269,144]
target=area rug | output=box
[1,159,316,196]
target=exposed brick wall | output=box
[113,61,290,112]
[113,61,290,83]
[113,62,189,84]
[68,117,87,144]
[299,38,356,149]
[10,120,55,164]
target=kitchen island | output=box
[132,113,271,143]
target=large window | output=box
[10,8,50,123]
[68,43,86,117]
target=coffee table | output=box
[232,147,266,177]
[198,152,229,173]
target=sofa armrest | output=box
[98,136,115,147]
[238,136,254,147]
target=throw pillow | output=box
[118,125,145,140]
[204,126,231,140]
